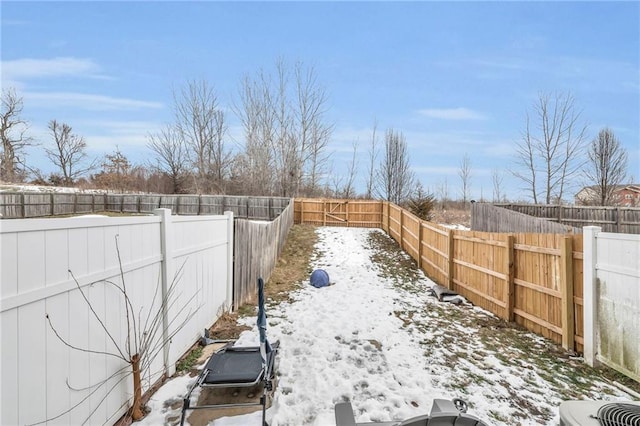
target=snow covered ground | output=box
[137,226,635,426]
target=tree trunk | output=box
[131,353,144,420]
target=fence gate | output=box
[323,201,348,225]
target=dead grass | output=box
[431,208,471,227]
[265,224,318,303]
[197,224,319,344]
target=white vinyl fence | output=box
[0,209,234,425]
[583,226,640,382]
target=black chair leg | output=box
[180,397,190,426]
[261,394,267,426]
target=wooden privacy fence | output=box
[0,192,290,220]
[490,203,640,234]
[471,203,580,234]
[234,200,294,309]
[294,198,584,352]
[294,198,384,227]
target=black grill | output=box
[597,403,640,426]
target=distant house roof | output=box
[576,184,640,196]
[575,184,640,205]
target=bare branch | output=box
[45,120,95,185]
[68,270,128,360]
[1,87,34,182]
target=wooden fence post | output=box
[346,201,350,227]
[323,200,326,226]
[50,192,54,216]
[300,200,304,224]
[447,230,455,289]
[399,207,404,249]
[417,221,423,270]
[505,235,515,321]
[560,236,575,351]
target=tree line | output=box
[0,62,633,208]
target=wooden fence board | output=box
[0,192,290,221]
[233,201,294,309]
[476,203,640,234]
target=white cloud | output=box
[2,57,107,81]
[24,91,163,111]
[418,107,487,120]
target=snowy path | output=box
[139,226,634,426]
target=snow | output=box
[439,223,470,231]
[0,183,107,193]
[136,226,634,426]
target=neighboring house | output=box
[575,184,640,206]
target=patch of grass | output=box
[207,310,251,340]
[176,346,203,373]
[367,231,422,287]
[266,224,318,303]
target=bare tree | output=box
[234,59,332,197]
[584,127,628,206]
[1,88,33,182]
[234,72,276,195]
[294,61,332,195]
[341,140,359,199]
[512,92,588,204]
[174,80,230,194]
[492,168,505,202]
[375,129,415,205]
[92,147,134,192]
[45,120,94,186]
[147,125,189,194]
[365,119,379,199]
[436,178,450,208]
[458,153,472,203]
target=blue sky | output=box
[2,1,639,200]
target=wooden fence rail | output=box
[0,192,290,221]
[294,198,585,352]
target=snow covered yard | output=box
[139,226,636,426]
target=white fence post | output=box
[583,226,601,367]
[154,208,174,376]
[225,211,234,311]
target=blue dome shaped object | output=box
[310,269,330,288]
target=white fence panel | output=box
[583,226,640,382]
[0,210,233,425]
[167,212,234,372]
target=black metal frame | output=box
[180,341,280,426]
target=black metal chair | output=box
[180,278,279,426]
